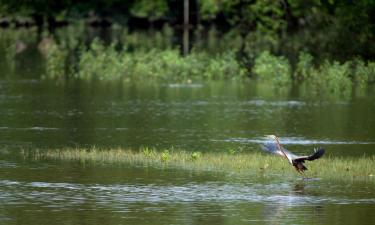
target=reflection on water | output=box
[1,79,375,224]
[0,159,375,225]
[1,79,375,156]
[218,137,375,145]
[2,179,375,206]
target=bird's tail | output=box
[307,147,325,161]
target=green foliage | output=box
[200,51,247,79]
[142,147,156,157]
[351,59,375,88]
[41,36,375,97]
[294,52,314,81]
[293,57,354,97]
[0,28,38,72]
[77,39,124,80]
[121,25,174,51]
[308,60,352,96]
[367,62,375,83]
[227,148,237,155]
[253,51,292,85]
[294,55,375,97]
[227,147,244,155]
[44,41,69,79]
[247,0,287,35]
[30,147,375,182]
[190,152,201,161]
[1,0,375,60]
[161,149,170,162]
[74,40,246,81]
[251,50,374,96]
[131,0,168,21]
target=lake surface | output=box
[1,78,375,225]
[1,155,375,225]
[1,79,375,155]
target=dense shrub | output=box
[41,38,375,98]
[74,40,246,81]
[252,51,292,85]
[351,59,375,88]
[309,60,352,95]
[77,41,124,80]
[44,42,69,79]
[294,52,314,81]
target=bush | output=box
[351,59,375,88]
[39,36,375,98]
[77,40,125,80]
[44,42,69,79]
[294,52,314,81]
[367,62,375,83]
[308,60,352,95]
[74,40,246,81]
[253,51,292,85]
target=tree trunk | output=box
[183,0,189,55]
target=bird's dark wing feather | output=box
[293,148,325,163]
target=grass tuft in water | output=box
[23,147,375,182]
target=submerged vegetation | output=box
[1,26,374,98]
[38,38,375,98]
[24,147,375,182]
[76,40,246,81]
[1,0,375,96]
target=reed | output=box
[24,147,375,182]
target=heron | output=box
[261,135,325,173]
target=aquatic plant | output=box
[161,149,170,162]
[351,59,375,88]
[75,40,246,81]
[77,40,124,80]
[121,25,174,51]
[29,32,375,96]
[308,60,352,96]
[294,54,375,97]
[44,41,70,79]
[294,52,314,81]
[190,152,201,161]
[253,51,292,85]
[142,147,156,157]
[24,147,375,182]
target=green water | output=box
[1,79,375,225]
[1,79,375,155]
[1,156,375,225]
[1,28,375,225]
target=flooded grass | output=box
[24,147,375,182]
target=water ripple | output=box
[1,180,374,209]
[215,137,375,145]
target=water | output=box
[1,79,375,156]
[1,157,375,225]
[1,27,375,224]
[1,78,375,225]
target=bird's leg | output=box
[294,165,303,175]
[294,163,307,178]
[298,168,309,180]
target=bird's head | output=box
[265,135,278,141]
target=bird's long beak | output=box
[267,135,289,160]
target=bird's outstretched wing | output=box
[293,148,325,163]
[261,137,297,164]
[261,141,285,157]
[261,135,325,173]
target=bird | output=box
[261,135,325,173]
